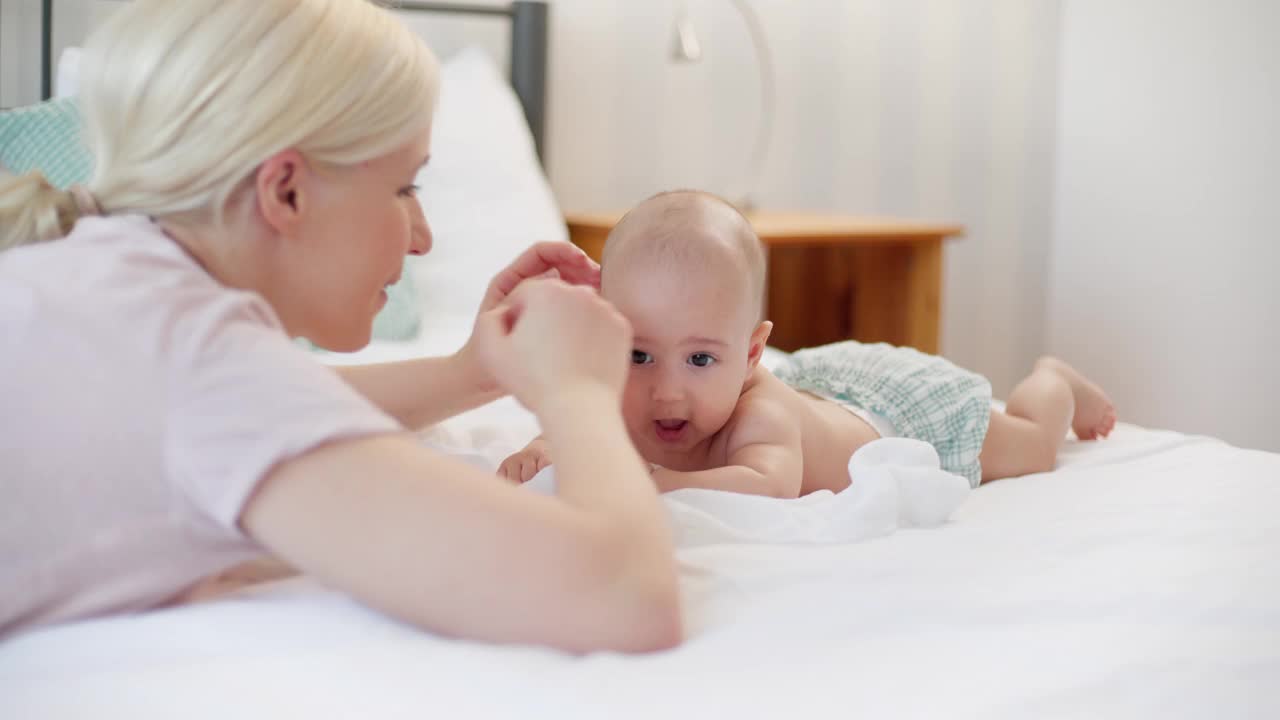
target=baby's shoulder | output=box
[724,381,799,447]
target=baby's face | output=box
[604,263,756,465]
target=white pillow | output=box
[409,47,568,336]
[55,48,83,99]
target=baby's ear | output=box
[746,320,774,371]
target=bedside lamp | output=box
[669,0,776,212]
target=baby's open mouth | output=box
[654,419,688,442]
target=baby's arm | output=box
[651,401,803,498]
[497,435,552,483]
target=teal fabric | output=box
[0,97,91,188]
[0,98,421,341]
[774,341,993,487]
[371,269,420,340]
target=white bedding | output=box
[3,401,1278,718]
[527,436,973,547]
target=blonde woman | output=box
[0,0,679,653]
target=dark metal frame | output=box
[39,0,550,159]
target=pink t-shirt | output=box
[0,215,401,636]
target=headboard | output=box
[39,0,550,160]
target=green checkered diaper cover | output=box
[774,341,993,488]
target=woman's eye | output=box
[398,184,421,198]
[631,350,653,365]
[689,353,716,368]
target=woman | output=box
[0,0,679,653]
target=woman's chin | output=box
[305,325,373,354]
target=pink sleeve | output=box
[164,294,401,532]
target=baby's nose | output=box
[651,378,684,403]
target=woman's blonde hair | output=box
[0,0,439,251]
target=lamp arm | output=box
[729,0,775,212]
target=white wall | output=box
[401,0,1063,395]
[2,1,1062,398]
[0,0,117,108]
[542,0,1061,397]
[0,0,39,108]
[1049,0,1280,451]
[7,2,1272,449]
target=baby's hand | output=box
[497,437,552,483]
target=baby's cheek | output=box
[701,385,742,429]
[620,388,647,424]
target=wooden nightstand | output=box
[565,211,963,354]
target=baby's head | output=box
[601,190,772,462]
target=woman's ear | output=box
[746,320,774,372]
[254,149,310,236]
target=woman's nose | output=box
[409,203,432,256]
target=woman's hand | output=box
[337,244,602,426]
[479,242,600,314]
[458,243,601,396]
[473,278,631,415]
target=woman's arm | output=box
[241,386,680,653]
[334,351,500,430]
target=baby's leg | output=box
[979,356,1117,482]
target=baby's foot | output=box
[1036,356,1117,440]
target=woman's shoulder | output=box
[5,213,171,259]
[23,214,269,303]
[1,213,285,366]
[3,214,209,295]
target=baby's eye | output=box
[688,353,716,368]
[398,184,421,198]
[631,350,653,365]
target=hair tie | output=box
[68,184,102,218]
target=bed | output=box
[5,2,1280,718]
[3,396,1278,717]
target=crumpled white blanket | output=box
[522,437,971,547]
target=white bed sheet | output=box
[3,398,1278,718]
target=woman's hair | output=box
[0,0,439,252]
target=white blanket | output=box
[525,437,970,547]
[3,420,1278,719]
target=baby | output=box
[499,190,1117,497]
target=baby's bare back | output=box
[730,366,882,495]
